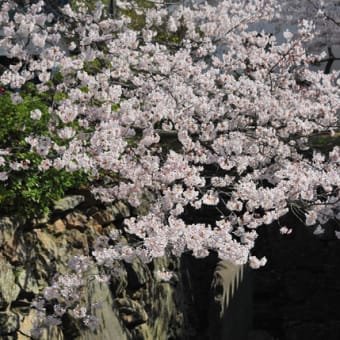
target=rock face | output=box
[179,254,251,340]
[80,275,129,340]
[0,196,184,339]
[0,194,252,339]
[209,261,252,340]
[0,256,21,308]
[53,195,85,212]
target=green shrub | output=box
[0,85,89,218]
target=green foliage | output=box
[0,85,89,218]
[0,168,88,218]
[83,58,111,75]
[0,91,49,146]
[309,132,340,152]
[0,0,204,220]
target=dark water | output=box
[251,214,340,340]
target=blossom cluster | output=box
[277,0,340,51]
[32,265,100,334]
[0,0,339,334]
[1,0,339,267]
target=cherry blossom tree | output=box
[278,0,339,49]
[0,0,339,333]
[274,0,340,74]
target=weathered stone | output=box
[0,256,21,307]
[53,195,85,212]
[47,219,67,235]
[53,219,66,234]
[34,230,79,275]
[66,229,89,254]
[115,298,148,327]
[131,323,154,340]
[2,237,21,264]
[87,217,103,234]
[149,257,180,339]
[110,262,128,296]
[17,309,64,340]
[93,209,115,225]
[31,213,50,226]
[126,258,152,289]
[16,267,40,295]
[114,201,130,218]
[3,231,38,266]
[80,268,129,340]
[17,333,31,340]
[65,212,88,229]
[151,282,176,338]
[0,200,187,340]
[18,309,37,337]
[93,202,129,225]
[210,261,244,317]
[0,217,16,247]
[34,229,58,257]
[42,326,64,340]
[0,311,20,335]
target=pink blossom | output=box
[38,159,52,171]
[155,270,173,282]
[280,226,292,235]
[249,256,267,269]
[0,171,8,181]
[1,0,340,328]
[202,191,219,206]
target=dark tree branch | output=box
[325,47,335,74]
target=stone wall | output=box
[0,193,252,340]
[0,195,186,339]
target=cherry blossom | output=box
[0,0,339,332]
[155,270,174,282]
[0,0,337,265]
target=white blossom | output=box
[1,0,340,329]
[30,109,42,120]
[249,256,267,269]
[155,270,173,282]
